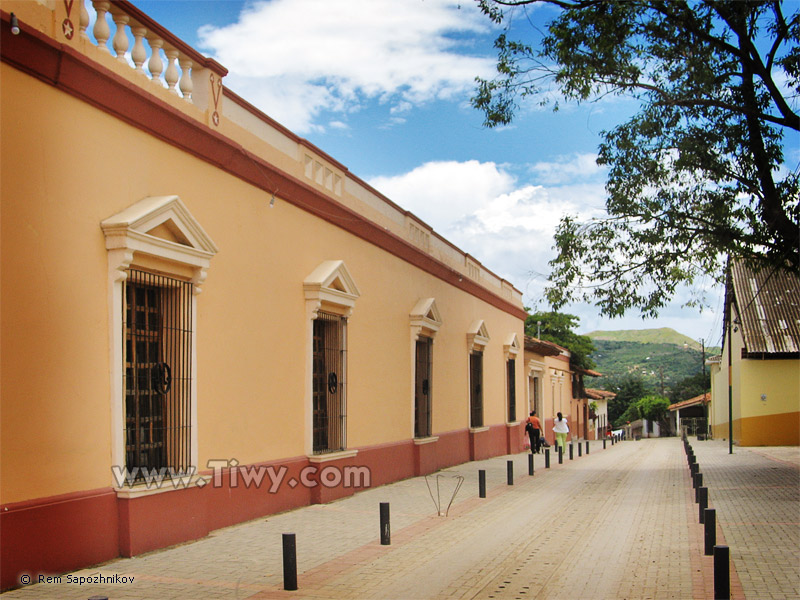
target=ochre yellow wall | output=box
[1,63,524,504]
[522,350,572,438]
[739,360,799,420]
[708,311,799,446]
[1,66,113,503]
[738,413,800,446]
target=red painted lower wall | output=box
[1,427,521,591]
[1,488,118,591]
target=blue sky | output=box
[130,0,727,344]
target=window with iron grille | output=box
[313,311,347,453]
[414,336,433,438]
[123,270,193,482]
[507,358,516,422]
[469,350,483,428]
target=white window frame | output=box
[303,260,360,459]
[410,298,442,439]
[101,196,217,494]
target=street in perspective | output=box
[3,436,797,600]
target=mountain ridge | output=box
[584,327,708,351]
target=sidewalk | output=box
[2,437,797,599]
[687,438,800,600]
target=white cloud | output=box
[368,160,517,230]
[367,155,607,305]
[366,154,723,339]
[530,153,606,185]
[198,0,496,132]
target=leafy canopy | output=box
[525,310,596,370]
[617,394,671,427]
[474,0,799,318]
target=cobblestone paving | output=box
[2,438,797,600]
[690,439,800,600]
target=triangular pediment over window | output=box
[101,195,218,263]
[410,298,443,337]
[101,196,218,290]
[504,333,521,358]
[304,260,360,312]
[467,319,490,351]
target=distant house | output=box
[523,336,573,447]
[572,368,601,440]
[586,388,615,439]
[708,261,799,446]
[668,393,710,437]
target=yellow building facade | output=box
[708,261,800,446]
[0,2,528,589]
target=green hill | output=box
[585,327,705,350]
[585,328,719,398]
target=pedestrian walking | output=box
[553,412,569,452]
[524,411,542,454]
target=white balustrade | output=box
[111,11,130,62]
[130,27,148,74]
[77,0,217,105]
[92,1,111,53]
[79,1,90,40]
[147,37,164,85]
[164,48,180,94]
[179,58,194,102]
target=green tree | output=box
[525,310,596,370]
[615,394,670,427]
[474,1,799,318]
[668,371,711,404]
[603,373,652,423]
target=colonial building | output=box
[708,260,799,446]
[0,1,531,589]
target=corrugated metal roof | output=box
[668,393,710,411]
[523,335,564,357]
[586,388,616,400]
[731,261,800,355]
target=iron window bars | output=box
[507,358,516,422]
[415,336,433,438]
[123,269,193,483]
[312,311,347,453]
[470,350,484,428]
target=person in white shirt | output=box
[553,412,569,452]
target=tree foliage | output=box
[524,310,596,370]
[616,394,671,427]
[474,0,799,318]
[602,373,653,423]
[667,371,711,404]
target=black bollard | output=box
[714,545,731,599]
[380,502,391,545]
[528,453,534,476]
[586,441,590,455]
[704,509,716,556]
[558,446,563,464]
[603,438,606,449]
[578,442,582,457]
[569,443,574,460]
[545,448,550,469]
[699,487,708,523]
[695,473,703,502]
[479,469,486,498]
[507,460,514,485]
[282,533,298,591]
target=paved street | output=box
[2,437,798,599]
